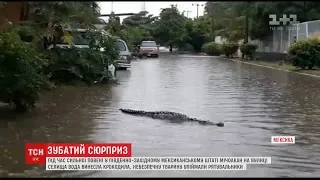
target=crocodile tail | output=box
[119,109,146,115]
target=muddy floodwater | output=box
[1,53,320,177]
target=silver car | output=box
[116,39,131,70]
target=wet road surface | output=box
[1,53,320,177]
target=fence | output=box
[249,19,320,54]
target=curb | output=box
[218,57,320,79]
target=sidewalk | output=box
[218,56,320,79]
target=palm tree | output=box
[25,2,101,47]
[214,10,245,42]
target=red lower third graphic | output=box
[25,143,132,165]
[25,143,47,164]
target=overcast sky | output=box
[99,1,206,22]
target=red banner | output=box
[25,143,132,164]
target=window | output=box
[141,41,157,47]
[116,41,127,51]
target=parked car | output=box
[138,41,159,58]
[115,39,131,70]
[48,28,131,71]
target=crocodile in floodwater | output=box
[119,109,224,127]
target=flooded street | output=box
[1,53,320,177]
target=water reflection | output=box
[233,63,320,177]
[0,85,114,177]
[1,54,320,177]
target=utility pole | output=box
[142,1,146,25]
[184,10,191,18]
[303,1,306,22]
[142,1,146,12]
[111,1,114,13]
[211,6,214,41]
[244,1,249,44]
[192,3,204,19]
[210,3,215,41]
[242,1,249,59]
[210,2,220,41]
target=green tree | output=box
[0,1,118,112]
[153,5,188,47]
[204,1,320,40]
[122,11,158,27]
[0,28,50,112]
[185,17,212,51]
[105,11,156,50]
[204,2,247,42]
[25,2,100,47]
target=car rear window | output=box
[141,41,157,47]
[116,41,127,51]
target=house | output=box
[0,2,28,31]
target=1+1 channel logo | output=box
[269,14,300,31]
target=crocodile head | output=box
[217,122,224,127]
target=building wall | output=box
[0,2,27,31]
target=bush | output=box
[240,43,258,60]
[202,42,222,56]
[179,43,195,52]
[0,29,50,112]
[288,38,320,69]
[47,30,118,85]
[222,43,239,58]
[0,27,118,112]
